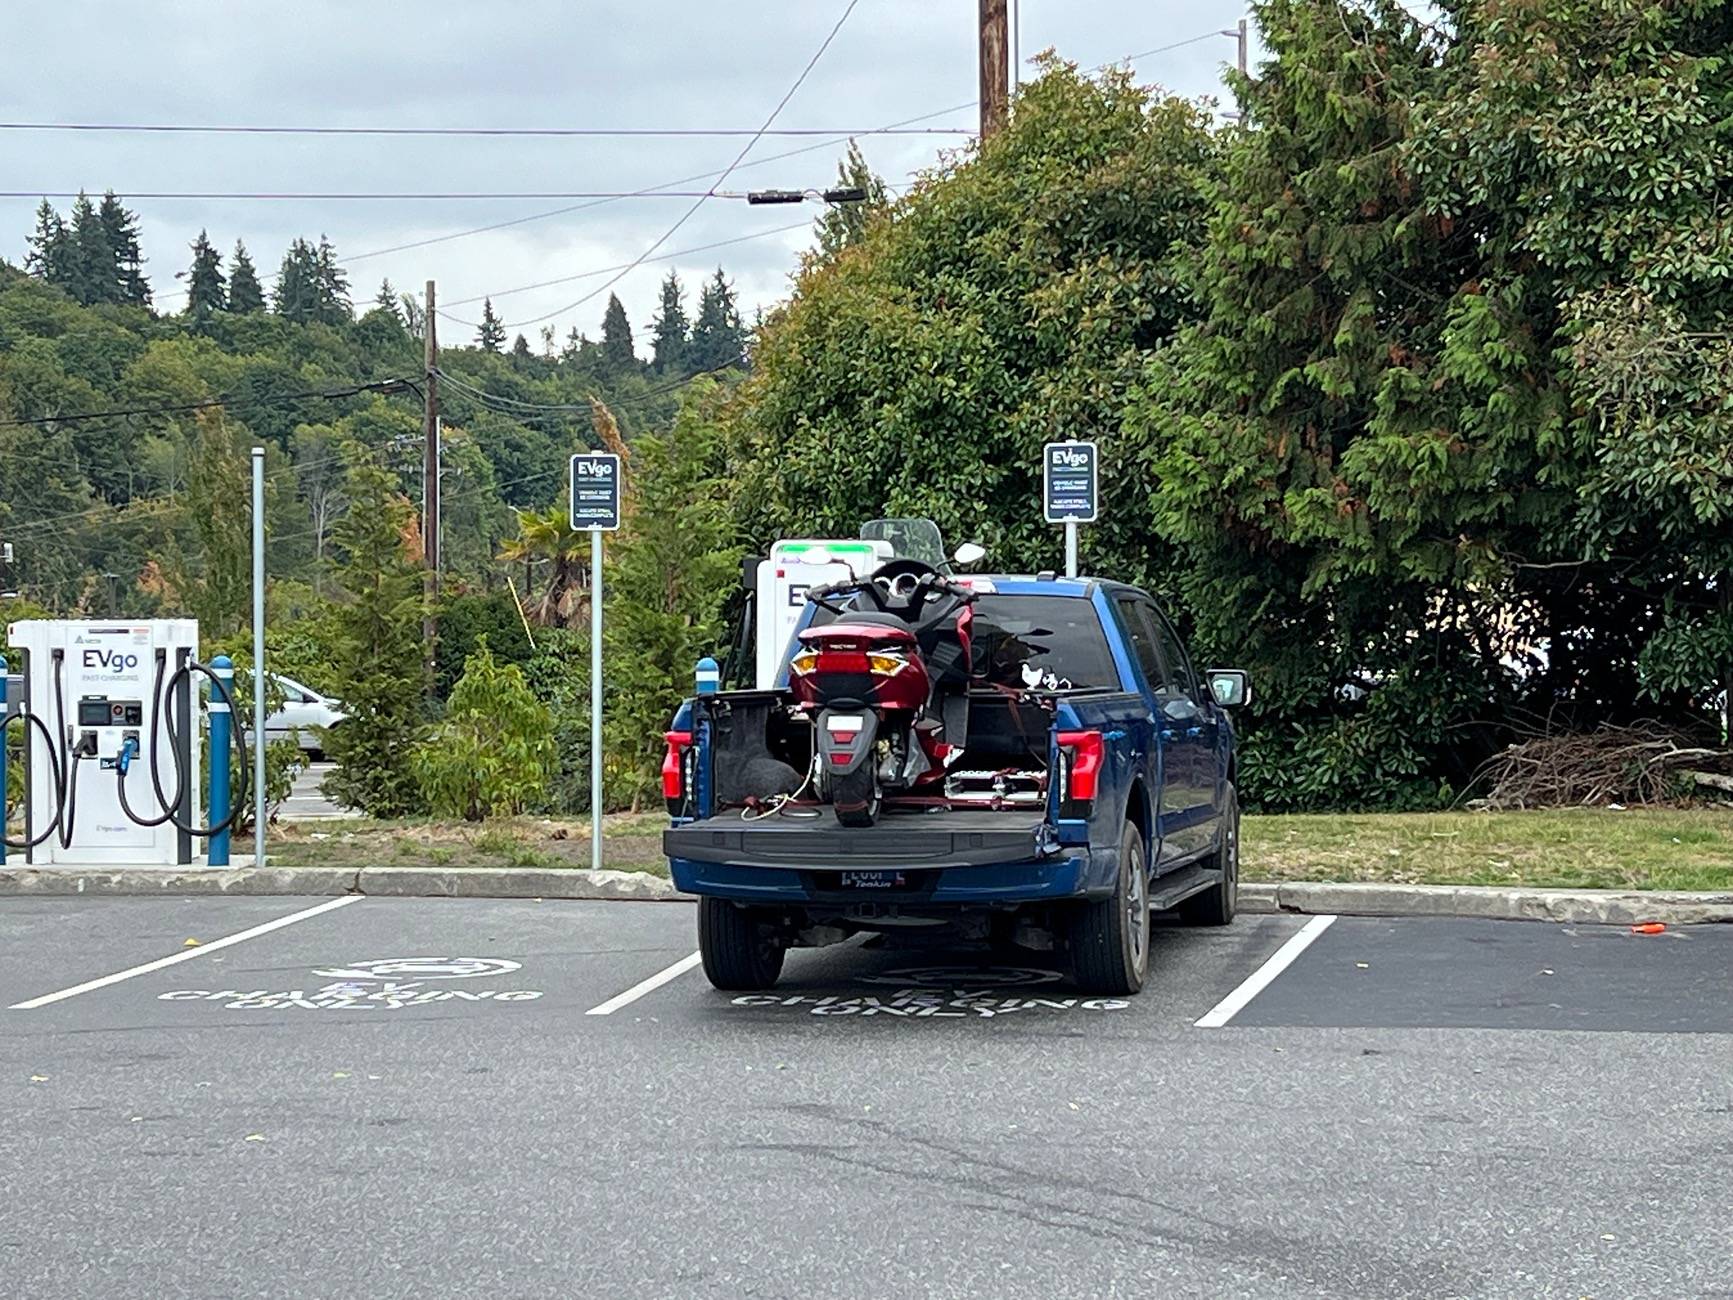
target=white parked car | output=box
[250,674,347,758]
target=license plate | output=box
[826,714,867,733]
[840,870,905,889]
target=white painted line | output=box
[585,951,703,1016]
[1194,914,1338,1029]
[8,895,363,1010]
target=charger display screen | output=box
[77,698,144,728]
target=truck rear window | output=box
[969,595,1119,690]
[802,592,1120,690]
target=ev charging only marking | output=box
[8,895,362,1010]
[1193,914,1338,1029]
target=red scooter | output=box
[789,560,977,826]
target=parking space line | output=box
[1194,914,1337,1029]
[7,895,363,1010]
[585,951,703,1016]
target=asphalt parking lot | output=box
[3,896,1730,1299]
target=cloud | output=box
[2,0,1252,354]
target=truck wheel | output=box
[831,762,881,828]
[1180,785,1239,927]
[1068,822,1149,996]
[698,898,786,991]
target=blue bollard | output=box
[0,653,8,866]
[695,656,720,696]
[207,655,233,866]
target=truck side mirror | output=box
[1206,669,1251,708]
[952,542,987,568]
[741,556,764,590]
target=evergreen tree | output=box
[66,192,117,306]
[649,271,690,374]
[98,192,149,306]
[228,240,265,313]
[313,234,351,324]
[374,279,404,325]
[184,229,227,319]
[603,389,741,807]
[24,200,71,287]
[167,413,250,633]
[477,298,506,351]
[321,445,427,817]
[511,333,533,364]
[689,267,747,372]
[273,238,322,322]
[600,292,637,371]
[814,141,890,257]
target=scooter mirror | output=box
[952,542,987,567]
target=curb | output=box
[1237,881,1733,926]
[0,864,682,902]
[2,867,1730,924]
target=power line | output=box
[440,221,812,310]
[339,105,972,269]
[5,189,784,202]
[1118,30,1235,61]
[494,0,865,331]
[0,378,414,431]
[422,24,1230,326]
[0,121,971,139]
[433,362,737,413]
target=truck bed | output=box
[664,806,1059,872]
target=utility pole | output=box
[979,0,1009,139]
[1220,17,1250,123]
[422,280,440,689]
[1222,17,1248,78]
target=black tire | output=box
[1068,822,1150,996]
[831,761,881,828]
[697,898,786,991]
[1180,784,1239,927]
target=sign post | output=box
[570,452,622,872]
[1043,440,1099,578]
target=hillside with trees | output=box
[5,0,1729,817]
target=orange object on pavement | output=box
[1630,922,1666,934]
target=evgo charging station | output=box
[2,619,248,867]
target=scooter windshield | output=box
[859,518,947,569]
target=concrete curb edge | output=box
[0,864,683,902]
[1237,881,1733,926]
[2,865,1731,923]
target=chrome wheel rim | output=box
[1126,847,1148,971]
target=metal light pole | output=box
[251,447,267,866]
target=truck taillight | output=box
[1056,730,1104,803]
[662,730,693,801]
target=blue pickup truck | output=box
[663,574,1248,996]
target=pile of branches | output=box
[1471,723,1732,809]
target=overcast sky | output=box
[2,1,1258,355]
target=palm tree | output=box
[498,505,589,627]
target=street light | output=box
[746,187,871,206]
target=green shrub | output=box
[521,626,590,814]
[412,642,554,820]
[434,590,534,699]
